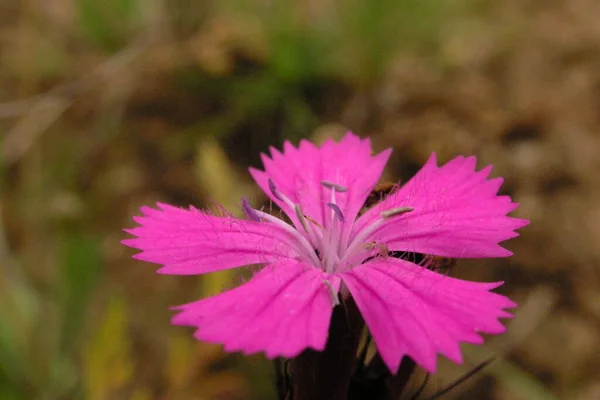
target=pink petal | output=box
[340,259,516,373]
[172,262,340,358]
[353,154,529,258]
[249,132,391,238]
[122,203,299,275]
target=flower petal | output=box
[249,132,390,239]
[172,262,340,358]
[122,203,301,275]
[353,154,529,258]
[340,259,515,373]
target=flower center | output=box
[243,179,413,274]
[319,180,346,274]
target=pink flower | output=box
[122,132,528,373]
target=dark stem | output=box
[289,296,364,400]
[408,373,430,400]
[274,358,291,400]
[427,357,495,400]
[358,352,417,400]
[390,356,417,396]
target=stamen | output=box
[380,206,414,218]
[241,197,261,222]
[323,280,340,307]
[268,178,284,201]
[342,207,413,263]
[324,252,341,275]
[304,214,323,229]
[321,180,347,192]
[294,204,311,233]
[267,178,299,211]
[253,209,321,267]
[327,203,345,222]
[302,213,325,248]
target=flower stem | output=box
[289,297,364,400]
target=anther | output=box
[321,181,347,192]
[294,204,311,233]
[241,197,261,222]
[323,280,340,307]
[327,203,345,222]
[268,178,297,211]
[268,178,284,201]
[380,206,414,218]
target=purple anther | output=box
[241,197,261,222]
[327,203,345,222]
[268,178,284,201]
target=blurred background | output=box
[1,0,599,399]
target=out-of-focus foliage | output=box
[84,297,134,400]
[1,0,600,399]
[76,0,142,51]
